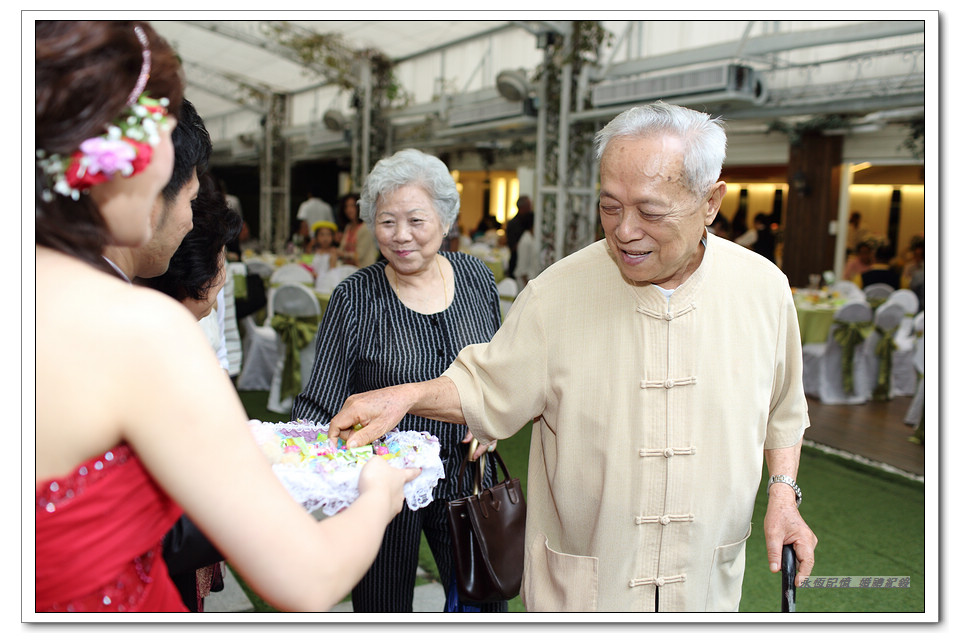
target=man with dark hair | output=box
[100,98,223,611]
[103,98,211,280]
[506,195,533,278]
[296,181,335,230]
[860,244,901,289]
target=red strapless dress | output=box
[35,444,187,612]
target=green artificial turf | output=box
[237,390,925,614]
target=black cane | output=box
[781,544,797,612]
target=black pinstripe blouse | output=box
[291,251,502,496]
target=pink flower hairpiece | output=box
[37,25,170,202]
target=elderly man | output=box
[329,101,816,612]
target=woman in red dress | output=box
[35,21,419,614]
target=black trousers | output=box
[351,444,508,613]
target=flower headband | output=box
[37,25,172,202]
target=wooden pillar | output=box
[780,131,844,287]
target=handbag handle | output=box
[456,439,512,496]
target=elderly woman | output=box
[292,148,506,613]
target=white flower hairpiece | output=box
[37,95,171,202]
[36,24,171,202]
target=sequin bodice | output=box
[35,444,186,612]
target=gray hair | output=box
[358,149,460,231]
[594,101,727,198]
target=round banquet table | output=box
[793,291,845,345]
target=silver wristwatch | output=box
[767,474,802,507]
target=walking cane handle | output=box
[781,544,797,612]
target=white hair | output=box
[594,101,727,198]
[358,149,460,230]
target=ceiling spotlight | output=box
[496,69,531,102]
[323,109,348,132]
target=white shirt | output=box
[514,230,541,287]
[296,197,335,227]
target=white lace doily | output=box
[249,420,444,516]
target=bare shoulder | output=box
[38,250,197,343]
[35,249,212,477]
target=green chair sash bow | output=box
[872,327,898,401]
[832,320,874,395]
[270,313,322,401]
[232,273,247,300]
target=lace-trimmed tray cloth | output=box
[249,420,444,516]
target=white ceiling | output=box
[151,20,512,119]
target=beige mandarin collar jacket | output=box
[445,234,809,612]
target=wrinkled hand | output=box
[357,456,421,517]
[328,386,413,449]
[462,431,497,461]
[764,490,818,586]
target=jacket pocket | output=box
[523,532,599,612]
[704,523,752,611]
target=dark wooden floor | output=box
[802,393,925,477]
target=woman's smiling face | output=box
[374,184,446,276]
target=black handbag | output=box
[446,442,526,603]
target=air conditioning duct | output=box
[230,133,260,159]
[447,88,534,128]
[307,124,346,149]
[591,64,768,107]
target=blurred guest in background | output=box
[507,195,533,277]
[513,209,540,288]
[843,241,875,282]
[296,182,335,228]
[337,192,379,268]
[858,243,900,289]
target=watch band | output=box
[767,474,802,507]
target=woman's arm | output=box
[118,291,416,611]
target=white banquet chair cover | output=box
[236,316,279,391]
[831,280,865,301]
[807,300,873,405]
[237,269,289,391]
[497,277,518,319]
[887,288,920,316]
[801,339,827,401]
[497,278,518,298]
[887,289,920,397]
[861,301,906,400]
[316,264,358,295]
[863,282,895,302]
[244,259,275,283]
[267,283,323,414]
[270,262,314,286]
[904,312,925,426]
